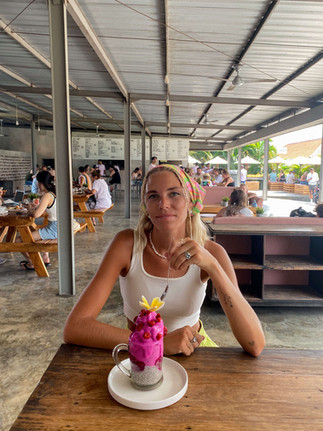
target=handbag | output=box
[87,195,96,209]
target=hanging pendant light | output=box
[96,124,99,137]
[15,104,19,126]
[37,111,40,132]
[0,119,3,137]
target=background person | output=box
[217,189,254,218]
[18,170,57,270]
[108,166,121,193]
[218,169,235,187]
[64,164,265,357]
[307,168,319,201]
[269,170,277,182]
[315,203,323,217]
[148,156,158,170]
[97,160,106,177]
[240,165,247,184]
[89,170,112,210]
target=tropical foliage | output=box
[190,141,278,175]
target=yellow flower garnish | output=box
[139,295,165,312]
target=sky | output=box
[271,124,322,151]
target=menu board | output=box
[72,136,189,162]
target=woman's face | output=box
[144,170,189,233]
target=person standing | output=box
[269,170,277,182]
[97,160,106,177]
[148,156,158,171]
[240,165,247,184]
[307,168,319,201]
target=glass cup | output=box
[112,341,163,391]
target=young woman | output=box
[64,165,265,357]
[19,170,57,270]
[88,170,112,210]
[217,189,254,218]
[218,169,235,187]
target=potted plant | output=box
[255,207,265,217]
[220,196,230,207]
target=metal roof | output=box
[1,0,323,150]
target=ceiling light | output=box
[37,111,40,132]
[0,119,3,137]
[96,125,99,137]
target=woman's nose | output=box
[159,195,170,208]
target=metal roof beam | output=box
[224,103,323,150]
[130,93,311,108]
[145,121,253,131]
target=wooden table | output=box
[73,193,95,233]
[10,344,323,430]
[0,212,57,276]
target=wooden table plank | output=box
[10,345,323,430]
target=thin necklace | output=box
[149,231,167,260]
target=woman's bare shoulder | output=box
[205,238,229,260]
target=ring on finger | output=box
[184,251,191,260]
[190,336,197,344]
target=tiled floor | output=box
[1,193,322,430]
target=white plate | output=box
[107,357,188,410]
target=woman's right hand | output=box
[163,326,204,356]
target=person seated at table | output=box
[201,173,213,187]
[239,183,263,208]
[216,189,254,218]
[18,170,57,270]
[211,168,223,185]
[78,166,92,190]
[108,166,121,193]
[87,170,112,210]
[218,169,235,187]
[286,171,296,184]
[64,164,265,357]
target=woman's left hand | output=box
[168,237,215,273]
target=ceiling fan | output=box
[227,64,277,91]
[204,114,218,125]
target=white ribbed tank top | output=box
[119,235,208,332]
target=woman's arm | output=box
[63,229,134,349]
[28,192,53,218]
[170,239,265,356]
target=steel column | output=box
[31,117,37,175]
[48,0,75,296]
[263,139,269,200]
[124,98,131,218]
[141,127,146,178]
[319,124,323,203]
[237,147,241,187]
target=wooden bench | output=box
[0,221,84,277]
[73,204,114,232]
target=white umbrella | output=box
[285,156,317,166]
[207,155,228,165]
[188,155,201,165]
[235,156,260,165]
[268,156,286,164]
[308,155,321,165]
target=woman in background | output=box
[217,189,253,218]
[19,170,57,270]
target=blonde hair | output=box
[134,166,207,253]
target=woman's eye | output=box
[170,191,181,197]
[147,194,158,199]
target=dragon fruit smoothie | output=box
[128,308,167,390]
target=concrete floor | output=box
[1,193,323,431]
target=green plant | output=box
[222,196,230,202]
[256,207,264,215]
[28,193,39,200]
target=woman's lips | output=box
[155,214,175,219]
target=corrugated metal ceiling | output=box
[0,0,323,150]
